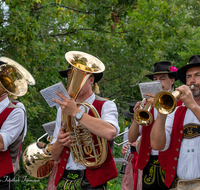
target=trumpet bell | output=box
[154,91,177,114]
[23,142,54,178]
[134,99,153,126]
[134,109,153,126]
[0,64,28,97]
[0,57,35,86]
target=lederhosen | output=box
[55,96,118,190]
[0,102,25,190]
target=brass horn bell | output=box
[154,85,195,114]
[0,64,28,97]
[23,134,54,178]
[0,57,35,86]
[134,98,153,126]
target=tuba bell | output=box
[0,57,35,86]
[63,51,107,168]
[22,120,56,178]
[154,85,195,114]
[22,133,54,178]
[134,98,153,126]
[0,64,28,97]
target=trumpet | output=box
[154,85,195,114]
[134,98,153,126]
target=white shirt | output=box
[12,100,27,142]
[0,97,25,151]
[165,105,200,180]
[123,126,140,147]
[139,107,173,155]
[51,93,119,170]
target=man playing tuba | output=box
[51,51,119,189]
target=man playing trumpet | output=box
[151,55,200,189]
[129,61,179,190]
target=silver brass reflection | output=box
[154,85,195,114]
[23,140,54,178]
[114,130,129,146]
[63,51,107,168]
[0,57,35,86]
[0,64,28,97]
[134,98,153,126]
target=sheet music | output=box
[139,81,162,99]
[40,82,70,107]
[42,121,56,137]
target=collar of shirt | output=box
[0,96,9,114]
[84,93,95,104]
[78,93,95,113]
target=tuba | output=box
[154,85,195,114]
[134,98,153,126]
[63,51,107,168]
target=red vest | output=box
[55,99,118,187]
[0,106,15,178]
[137,108,155,170]
[137,100,183,170]
[159,106,187,188]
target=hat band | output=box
[129,112,134,115]
[152,71,171,74]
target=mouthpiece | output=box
[190,85,195,90]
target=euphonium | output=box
[154,85,195,114]
[134,98,153,126]
[63,51,107,168]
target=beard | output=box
[192,84,200,98]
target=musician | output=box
[128,61,179,190]
[121,102,142,190]
[51,61,119,189]
[0,61,26,190]
[150,55,200,189]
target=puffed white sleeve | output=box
[101,100,120,136]
[160,110,175,151]
[51,107,62,145]
[1,108,24,151]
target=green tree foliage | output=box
[0,0,200,189]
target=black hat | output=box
[145,61,178,81]
[177,55,200,84]
[123,102,136,118]
[58,64,103,83]
[0,61,6,66]
[58,65,72,78]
